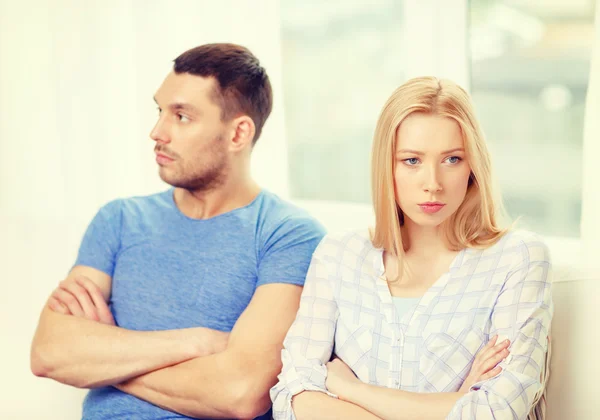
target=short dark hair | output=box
[174,43,273,145]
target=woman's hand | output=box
[459,335,510,393]
[326,357,362,400]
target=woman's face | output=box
[394,113,472,228]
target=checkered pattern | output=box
[270,229,552,420]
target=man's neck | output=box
[173,178,261,220]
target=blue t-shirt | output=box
[76,188,326,420]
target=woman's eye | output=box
[178,114,190,123]
[446,156,462,164]
[404,158,420,166]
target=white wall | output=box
[0,1,286,418]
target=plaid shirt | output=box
[271,229,553,419]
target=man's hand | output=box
[325,357,362,400]
[48,275,115,325]
[459,335,510,393]
[48,276,230,356]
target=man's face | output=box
[151,71,229,191]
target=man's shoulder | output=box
[89,190,173,232]
[120,189,171,207]
[257,191,326,236]
[106,189,172,217]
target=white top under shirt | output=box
[393,296,422,323]
[270,229,553,420]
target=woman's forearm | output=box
[344,382,463,420]
[292,391,382,420]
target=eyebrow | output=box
[153,97,199,114]
[397,147,465,156]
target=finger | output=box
[485,335,499,348]
[479,365,502,381]
[474,335,498,362]
[75,276,114,325]
[52,287,85,318]
[60,280,100,321]
[479,348,509,374]
[48,297,71,315]
[494,338,510,350]
[479,338,510,363]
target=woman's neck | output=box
[402,220,449,259]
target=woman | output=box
[270,77,552,419]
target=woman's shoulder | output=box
[483,229,550,264]
[504,229,548,251]
[315,228,376,256]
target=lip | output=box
[418,202,446,214]
[155,152,174,165]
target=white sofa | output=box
[546,279,599,419]
[7,203,599,419]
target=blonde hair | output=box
[371,76,508,257]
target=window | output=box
[280,0,405,203]
[470,0,596,237]
[280,0,596,239]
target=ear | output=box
[227,116,256,152]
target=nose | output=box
[423,164,442,193]
[150,116,170,144]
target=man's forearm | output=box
[116,348,274,420]
[344,382,463,420]
[31,307,211,388]
[115,283,307,419]
[291,391,381,420]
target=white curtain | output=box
[0,1,286,418]
[580,0,600,274]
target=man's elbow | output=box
[234,393,271,419]
[30,341,53,378]
[227,377,273,419]
[30,341,90,388]
[184,381,270,419]
[31,310,63,379]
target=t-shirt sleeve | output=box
[256,216,326,288]
[73,199,123,276]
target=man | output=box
[30,43,325,420]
